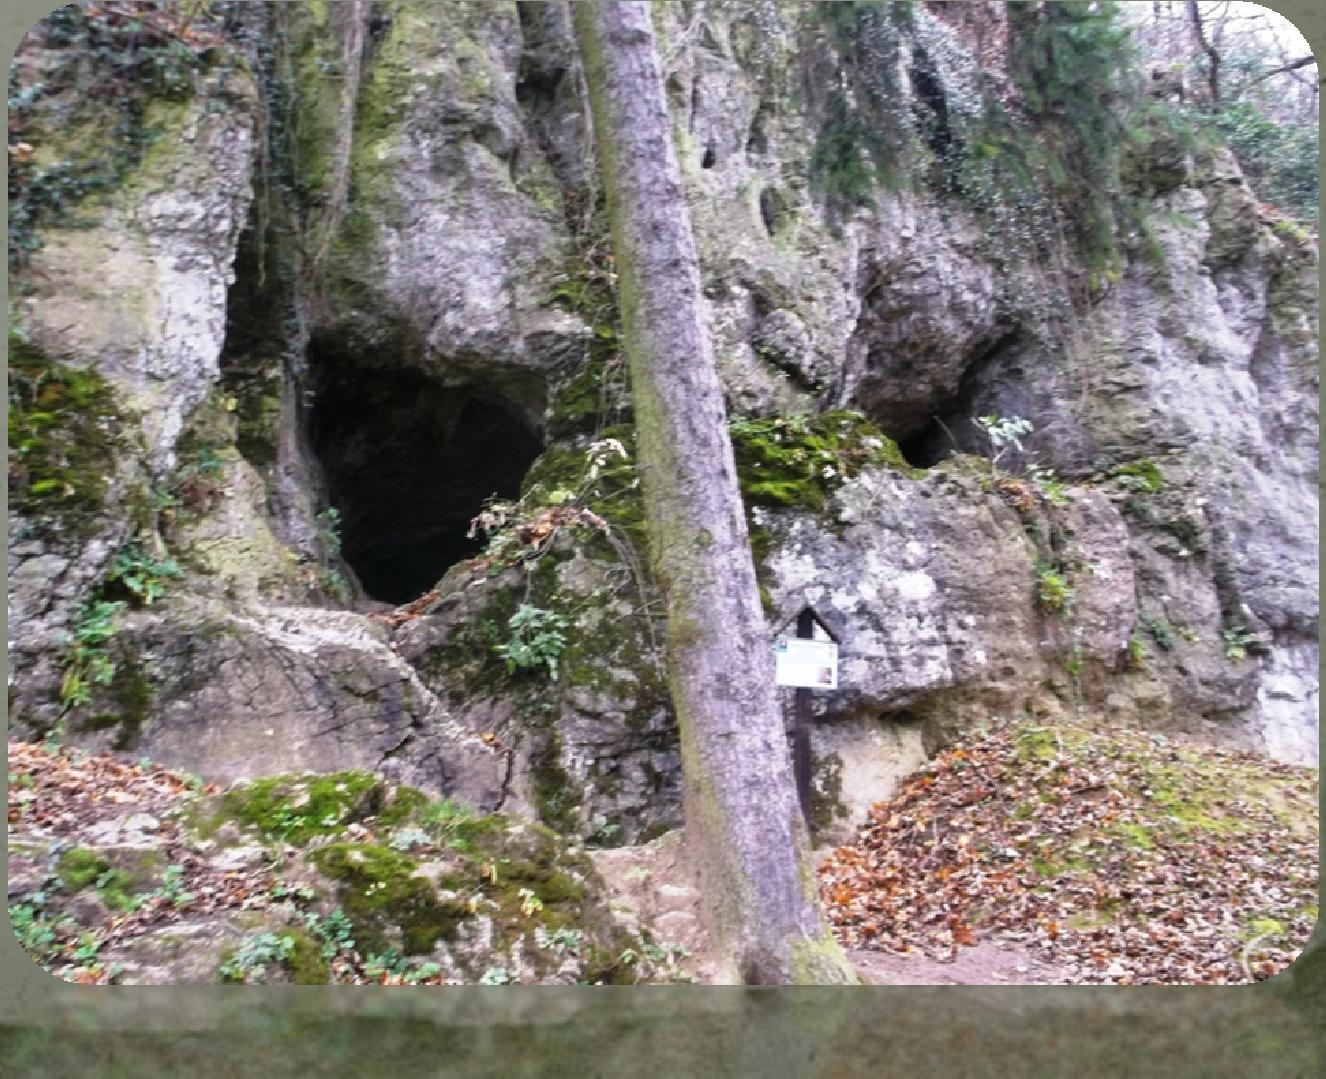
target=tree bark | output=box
[571,1,855,984]
[1186,0,1221,106]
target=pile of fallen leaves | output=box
[818,720,1318,985]
[8,738,216,832]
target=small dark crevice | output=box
[746,100,772,157]
[701,143,717,169]
[216,212,290,472]
[910,52,952,161]
[757,186,788,237]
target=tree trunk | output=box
[571,1,855,985]
[1186,0,1221,106]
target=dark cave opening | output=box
[309,359,543,606]
[898,420,955,469]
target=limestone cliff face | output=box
[8,2,1317,845]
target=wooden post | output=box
[794,608,814,832]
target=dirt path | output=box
[850,942,1071,985]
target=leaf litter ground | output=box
[818,719,1318,985]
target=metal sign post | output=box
[773,604,842,834]
[793,608,815,831]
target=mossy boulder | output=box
[310,843,469,956]
[730,410,923,514]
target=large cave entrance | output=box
[309,361,543,606]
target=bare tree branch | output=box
[1249,54,1318,84]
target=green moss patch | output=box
[78,652,156,751]
[1107,459,1164,494]
[57,847,109,891]
[7,329,127,538]
[730,410,922,514]
[55,848,141,912]
[310,843,468,956]
[211,771,388,845]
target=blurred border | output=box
[2,0,1322,1073]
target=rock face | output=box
[7,3,1317,849]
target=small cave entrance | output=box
[898,420,956,469]
[309,358,544,606]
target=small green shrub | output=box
[1029,466,1069,507]
[58,600,125,710]
[1034,560,1074,615]
[493,605,569,681]
[1126,632,1148,669]
[219,932,296,983]
[1222,625,1258,662]
[1140,613,1177,652]
[1108,459,1164,494]
[107,540,180,606]
[316,506,343,560]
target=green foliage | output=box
[1222,625,1258,662]
[1002,2,1144,269]
[807,1,919,210]
[95,867,143,914]
[56,847,106,891]
[1109,459,1164,494]
[1029,466,1069,508]
[417,798,500,853]
[309,843,469,956]
[388,826,431,852]
[493,605,569,681]
[219,932,296,984]
[1034,560,1074,616]
[364,953,442,984]
[479,965,512,985]
[1203,50,1318,224]
[316,506,343,560]
[153,865,194,909]
[535,925,584,957]
[58,600,125,711]
[107,541,181,606]
[306,908,356,959]
[8,900,63,962]
[1126,632,1148,669]
[973,414,1034,474]
[1140,612,1177,652]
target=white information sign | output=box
[774,637,839,689]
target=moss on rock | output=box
[57,847,108,891]
[310,842,469,955]
[213,771,386,845]
[284,927,332,984]
[7,327,128,539]
[730,410,923,513]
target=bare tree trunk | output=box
[570,1,855,984]
[1186,0,1221,106]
